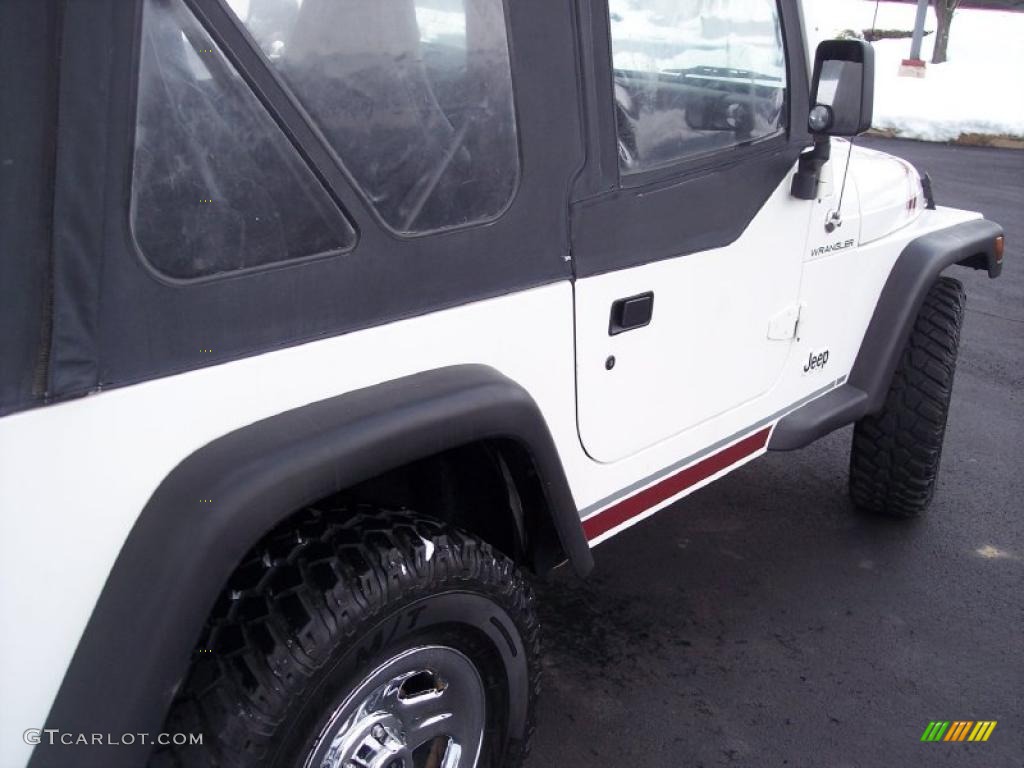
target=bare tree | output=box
[931,0,962,64]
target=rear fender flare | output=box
[31,364,590,768]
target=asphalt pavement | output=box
[525,138,1024,768]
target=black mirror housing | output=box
[809,40,874,136]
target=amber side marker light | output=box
[994,235,1005,264]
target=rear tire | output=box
[849,276,966,517]
[151,507,540,768]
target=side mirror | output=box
[809,40,874,136]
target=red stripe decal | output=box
[582,427,771,541]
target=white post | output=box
[900,0,930,77]
[909,0,930,61]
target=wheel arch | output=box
[30,364,591,768]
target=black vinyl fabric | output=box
[47,3,121,400]
[26,0,583,412]
[5,0,811,414]
[0,0,60,414]
[571,136,806,275]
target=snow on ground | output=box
[804,0,1024,141]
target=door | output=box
[573,0,813,463]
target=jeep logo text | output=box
[803,349,830,373]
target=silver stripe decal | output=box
[579,377,845,520]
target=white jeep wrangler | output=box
[0,0,1005,766]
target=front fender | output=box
[770,216,1004,450]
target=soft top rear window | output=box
[131,0,355,281]
[227,0,521,235]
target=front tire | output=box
[151,508,540,768]
[849,276,967,517]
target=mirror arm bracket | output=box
[790,136,831,200]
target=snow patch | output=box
[804,0,1024,141]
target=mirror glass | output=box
[813,59,864,134]
[816,60,844,106]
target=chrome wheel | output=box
[304,645,487,768]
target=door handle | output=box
[609,292,654,335]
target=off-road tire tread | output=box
[150,507,540,768]
[849,276,966,517]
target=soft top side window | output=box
[131,0,355,281]
[609,0,788,173]
[226,0,520,235]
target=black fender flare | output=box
[31,364,591,768]
[770,217,1004,451]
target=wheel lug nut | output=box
[371,723,386,740]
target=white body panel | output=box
[852,145,924,245]
[0,146,981,766]
[796,204,976,389]
[0,284,581,767]
[805,139,862,258]
[574,173,814,463]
